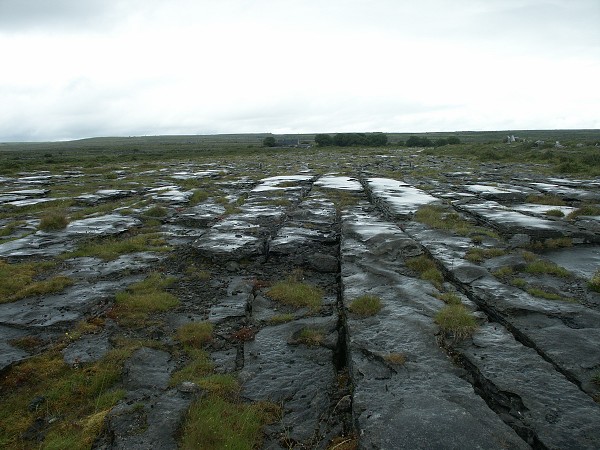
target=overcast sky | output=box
[1,0,599,141]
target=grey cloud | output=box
[0,0,136,32]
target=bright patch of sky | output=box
[0,0,598,141]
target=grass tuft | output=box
[406,255,444,290]
[176,322,213,347]
[348,295,382,316]
[0,260,72,303]
[39,210,69,231]
[113,273,179,326]
[588,270,600,292]
[267,278,323,311]
[435,304,478,339]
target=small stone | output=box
[508,233,531,248]
[177,381,200,393]
[308,253,338,273]
[28,396,46,412]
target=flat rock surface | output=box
[1,151,599,450]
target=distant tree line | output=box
[405,136,461,147]
[315,133,388,147]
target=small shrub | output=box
[435,304,478,339]
[267,278,323,311]
[39,210,69,231]
[348,295,382,316]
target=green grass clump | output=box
[435,304,478,339]
[295,328,325,346]
[189,190,210,205]
[524,260,570,278]
[545,209,565,218]
[39,210,69,231]
[179,396,279,450]
[348,295,382,316]
[113,273,179,325]
[436,292,462,305]
[144,205,168,218]
[0,260,73,303]
[415,205,474,236]
[526,287,574,302]
[492,266,514,279]
[544,237,573,249]
[567,204,600,220]
[510,278,528,288]
[588,270,600,292]
[170,348,214,386]
[0,220,26,239]
[176,322,213,347]
[67,233,170,260]
[267,278,323,311]
[465,247,506,263]
[406,255,444,290]
[268,313,295,324]
[0,343,136,449]
[525,194,566,206]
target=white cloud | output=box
[0,0,599,141]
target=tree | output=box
[406,136,433,147]
[263,136,276,147]
[447,136,461,145]
[314,134,333,147]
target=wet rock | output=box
[240,317,336,444]
[208,277,252,323]
[76,189,136,205]
[457,200,591,241]
[0,276,143,328]
[456,323,600,449]
[308,253,338,273]
[366,177,439,218]
[101,390,193,450]
[0,325,30,370]
[193,231,263,260]
[62,332,111,365]
[123,347,175,392]
[341,206,528,449]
